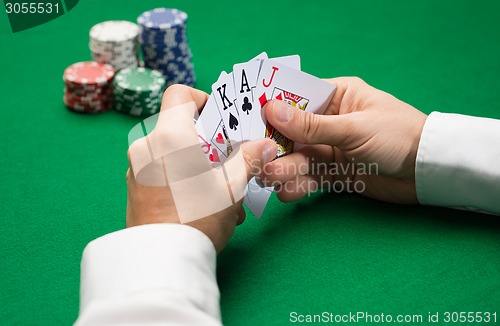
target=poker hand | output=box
[260,77,427,204]
[126,84,277,253]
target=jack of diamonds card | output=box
[254,60,336,157]
[266,88,310,156]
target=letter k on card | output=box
[212,71,243,143]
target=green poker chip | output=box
[113,67,166,117]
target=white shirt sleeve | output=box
[74,223,222,326]
[416,112,500,215]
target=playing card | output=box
[233,53,269,140]
[253,60,336,157]
[269,54,301,70]
[235,54,302,217]
[243,178,273,218]
[195,93,232,164]
[235,55,301,141]
[211,71,243,144]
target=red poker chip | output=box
[66,106,108,114]
[65,88,112,98]
[64,81,111,90]
[63,61,115,86]
[63,82,109,92]
[64,100,112,113]
[63,96,111,109]
[64,90,113,102]
[65,98,112,107]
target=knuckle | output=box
[162,83,189,101]
[301,111,322,143]
[242,149,262,176]
[349,76,366,85]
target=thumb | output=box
[225,138,278,182]
[222,139,277,203]
[264,99,352,146]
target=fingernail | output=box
[273,101,291,122]
[255,176,266,188]
[262,142,277,164]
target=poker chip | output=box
[113,67,166,117]
[63,61,115,113]
[137,8,195,87]
[89,21,140,71]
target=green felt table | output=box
[1,0,499,325]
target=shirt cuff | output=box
[415,112,500,215]
[79,223,220,319]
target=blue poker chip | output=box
[139,35,188,45]
[141,44,187,51]
[143,54,192,64]
[140,26,186,35]
[141,48,190,58]
[139,32,187,43]
[142,54,191,64]
[142,53,191,62]
[150,63,194,73]
[143,38,188,48]
[137,8,188,30]
[137,8,195,87]
[145,62,192,72]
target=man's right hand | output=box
[260,77,428,204]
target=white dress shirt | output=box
[75,112,500,325]
[416,112,500,214]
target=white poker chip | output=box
[89,21,140,42]
[89,20,141,71]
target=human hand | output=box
[126,85,277,252]
[260,77,427,204]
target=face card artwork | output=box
[211,71,243,144]
[265,88,310,156]
[254,60,336,157]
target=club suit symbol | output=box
[242,96,252,115]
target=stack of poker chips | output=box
[89,21,140,71]
[137,8,195,87]
[113,67,166,117]
[63,61,115,113]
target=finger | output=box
[236,206,246,225]
[225,139,278,181]
[259,144,334,186]
[222,139,278,204]
[130,85,211,186]
[276,173,334,203]
[322,76,369,115]
[264,99,355,147]
[161,84,209,113]
[150,85,209,158]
